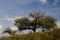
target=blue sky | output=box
[0,0,60,31]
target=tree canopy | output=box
[14,11,57,32]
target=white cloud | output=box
[7,16,23,22]
[10,26,18,31]
[38,0,47,4]
[57,22,60,28]
[53,0,58,6]
[0,25,4,33]
[1,33,11,38]
[0,25,2,29]
[0,15,24,23]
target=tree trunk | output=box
[42,28,45,32]
[32,18,37,32]
[32,28,36,32]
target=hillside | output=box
[0,28,60,40]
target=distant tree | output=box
[15,11,57,32]
[3,27,16,35]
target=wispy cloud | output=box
[38,0,48,4]
[0,15,24,23]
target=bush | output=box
[0,28,60,40]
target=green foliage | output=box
[15,17,30,31]
[1,28,60,40]
[40,16,57,31]
[14,11,57,32]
